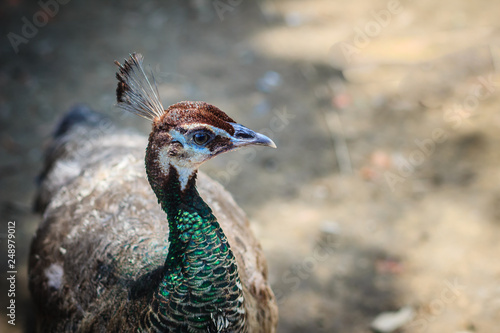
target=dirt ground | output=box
[1,0,500,332]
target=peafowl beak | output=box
[230,123,277,149]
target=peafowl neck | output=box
[141,144,247,332]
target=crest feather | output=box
[115,53,164,120]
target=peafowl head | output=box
[115,53,276,191]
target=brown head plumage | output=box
[156,101,236,135]
[115,53,276,192]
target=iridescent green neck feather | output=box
[141,149,246,332]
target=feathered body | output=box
[29,54,278,332]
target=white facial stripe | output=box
[158,147,196,191]
[157,147,171,176]
[156,124,234,192]
[211,126,232,138]
[177,123,207,131]
[175,165,195,191]
[177,123,232,139]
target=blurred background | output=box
[1,0,499,332]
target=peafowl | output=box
[29,53,278,332]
